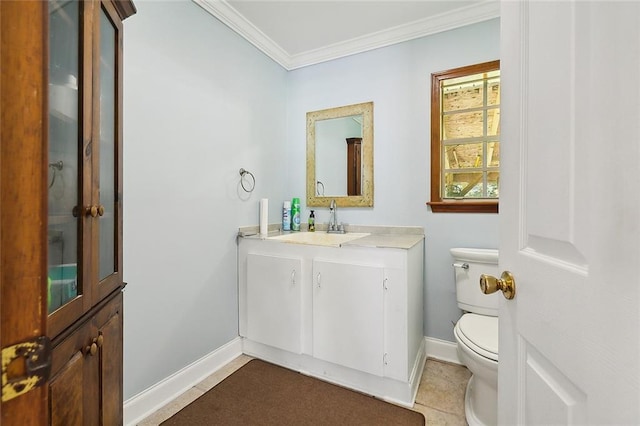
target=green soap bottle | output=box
[308,210,315,232]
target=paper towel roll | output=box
[259,198,268,238]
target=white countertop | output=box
[341,233,424,249]
[238,224,424,250]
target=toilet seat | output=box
[455,313,499,362]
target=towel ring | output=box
[48,160,64,189]
[239,168,255,193]
[316,180,325,196]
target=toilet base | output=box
[464,375,497,426]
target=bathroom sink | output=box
[269,232,370,247]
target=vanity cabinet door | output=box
[312,259,384,376]
[246,253,303,354]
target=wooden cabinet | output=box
[1,1,132,423]
[47,0,134,336]
[346,137,362,196]
[49,293,123,425]
[47,0,135,424]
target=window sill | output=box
[427,200,498,214]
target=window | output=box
[428,60,500,213]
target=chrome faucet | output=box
[327,199,344,233]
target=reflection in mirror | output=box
[315,115,362,197]
[307,102,373,207]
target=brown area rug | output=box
[162,359,425,425]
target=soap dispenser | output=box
[308,210,315,232]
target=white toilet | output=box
[450,247,499,426]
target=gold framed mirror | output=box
[306,101,373,207]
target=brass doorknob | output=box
[480,271,516,300]
[97,205,105,217]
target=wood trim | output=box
[429,69,442,204]
[95,0,125,301]
[306,102,373,207]
[51,286,123,346]
[115,1,125,302]
[111,0,136,21]
[429,60,500,214]
[427,201,498,214]
[91,0,103,301]
[346,137,362,196]
[83,0,97,325]
[0,1,49,423]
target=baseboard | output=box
[407,338,427,405]
[424,336,463,365]
[123,337,243,426]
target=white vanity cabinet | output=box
[312,260,384,376]
[245,253,302,354]
[238,231,425,406]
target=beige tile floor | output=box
[138,355,471,425]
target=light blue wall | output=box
[287,19,501,342]
[123,0,499,401]
[123,0,288,399]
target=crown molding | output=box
[288,1,500,69]
[193,0,291,69]
[194,0,500,71]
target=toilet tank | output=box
[450,248,499,316]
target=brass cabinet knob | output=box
[85,205,98,217]
[84,342,98,356]
[480,271,516,300]
[83,334,103,356]
[82,205,105,217]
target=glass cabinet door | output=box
[98,8,117,282]
[48,0,82,314]
[94,1,125,301]
[48,0,126,326]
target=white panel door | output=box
[312,259,384,376]
[246,253,302,354]
[500,1,640,424]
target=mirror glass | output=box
[307,102,373,207]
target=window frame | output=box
[428,60,500,213]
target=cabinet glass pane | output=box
[98,9,117,281]
[48,0,80,314]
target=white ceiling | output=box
[194,0,500,70]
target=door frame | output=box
[1,1,49,424]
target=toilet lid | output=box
[455,313,499,362]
